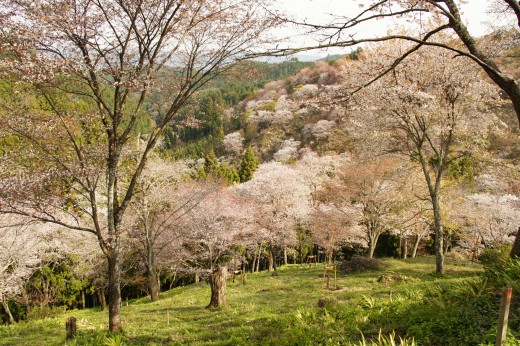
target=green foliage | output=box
[295,224,314,263]
[102,333,127,346]
[218,161,240,185]
[238,147,259,182]
[257,101,276,112]
[162,59,313,158]
[203,149,219,176]
[352,331,416,346]
[26,306,67,321]
[191,149,240,184]
[374,233,400,258]
[478,244,513,267]
[482,257,520,293]
[447,152,480,186]
[27,254,90,311]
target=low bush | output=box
[478,244,512,267]
[340,256,386,273]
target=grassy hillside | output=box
[2,257,509,346]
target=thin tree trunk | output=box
[283,245,288,266]
[402,236,408,259]
[169,271,177,290]
[81,290,86,309]
[21,289,30,315]
[412,234,421,258]
[207,266,227,308]
[255,248,261,273]
[256,244,262,272]
[97,288,106,311]
[432,194,444,273]
[1,297,15,324]
[368,232,379,258]
[268,248,274,272]
[107,253,122,332]
[252,248,258,273]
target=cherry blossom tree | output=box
[319,157,406,258]
[0,0,276,331]
[0,215,100,322]
[309,204,358,265]
[342,39,503,271]
[272,1,520,126]
[180,185,256,308]
[129,159,213,302]
[235,161,312,270]
[0,218,46,324]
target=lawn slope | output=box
[1,257,497,345]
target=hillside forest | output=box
[0,0,519,345]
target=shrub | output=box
[257,101,276,112]
[317,296,338,309]
[340,256,386,273]
[478,243,512,267]
[26,306,67,320]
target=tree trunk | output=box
[327,248,333,265]
[256,244,262,273]
[81,290,86,309]
[432,194,444,274]
[66,316,77,339]
[283,245,288,266]
[268,248,274,272]
[402,236,408,259]
[255,248,261,272]
[147,267,160,302]
[510,227,520,258]
[252,249,258,273]
[1,297,15,324]
[368,232,379,258]
[21,289,31,315]
[207,266,227,308]
[96,288,106,311]
[169,271,177,290]
[412,234,421,258]
[107,253,122,332]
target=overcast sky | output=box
[272,0,493,59]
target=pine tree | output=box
[239,147,259,182]
[218,161,240,185]
[204,149,219,176]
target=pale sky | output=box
[273,0,494,58]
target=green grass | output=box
[1,256,509,345]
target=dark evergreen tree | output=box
[239,147,259,182]
[219,161,240,185]
[204,149,219,176]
